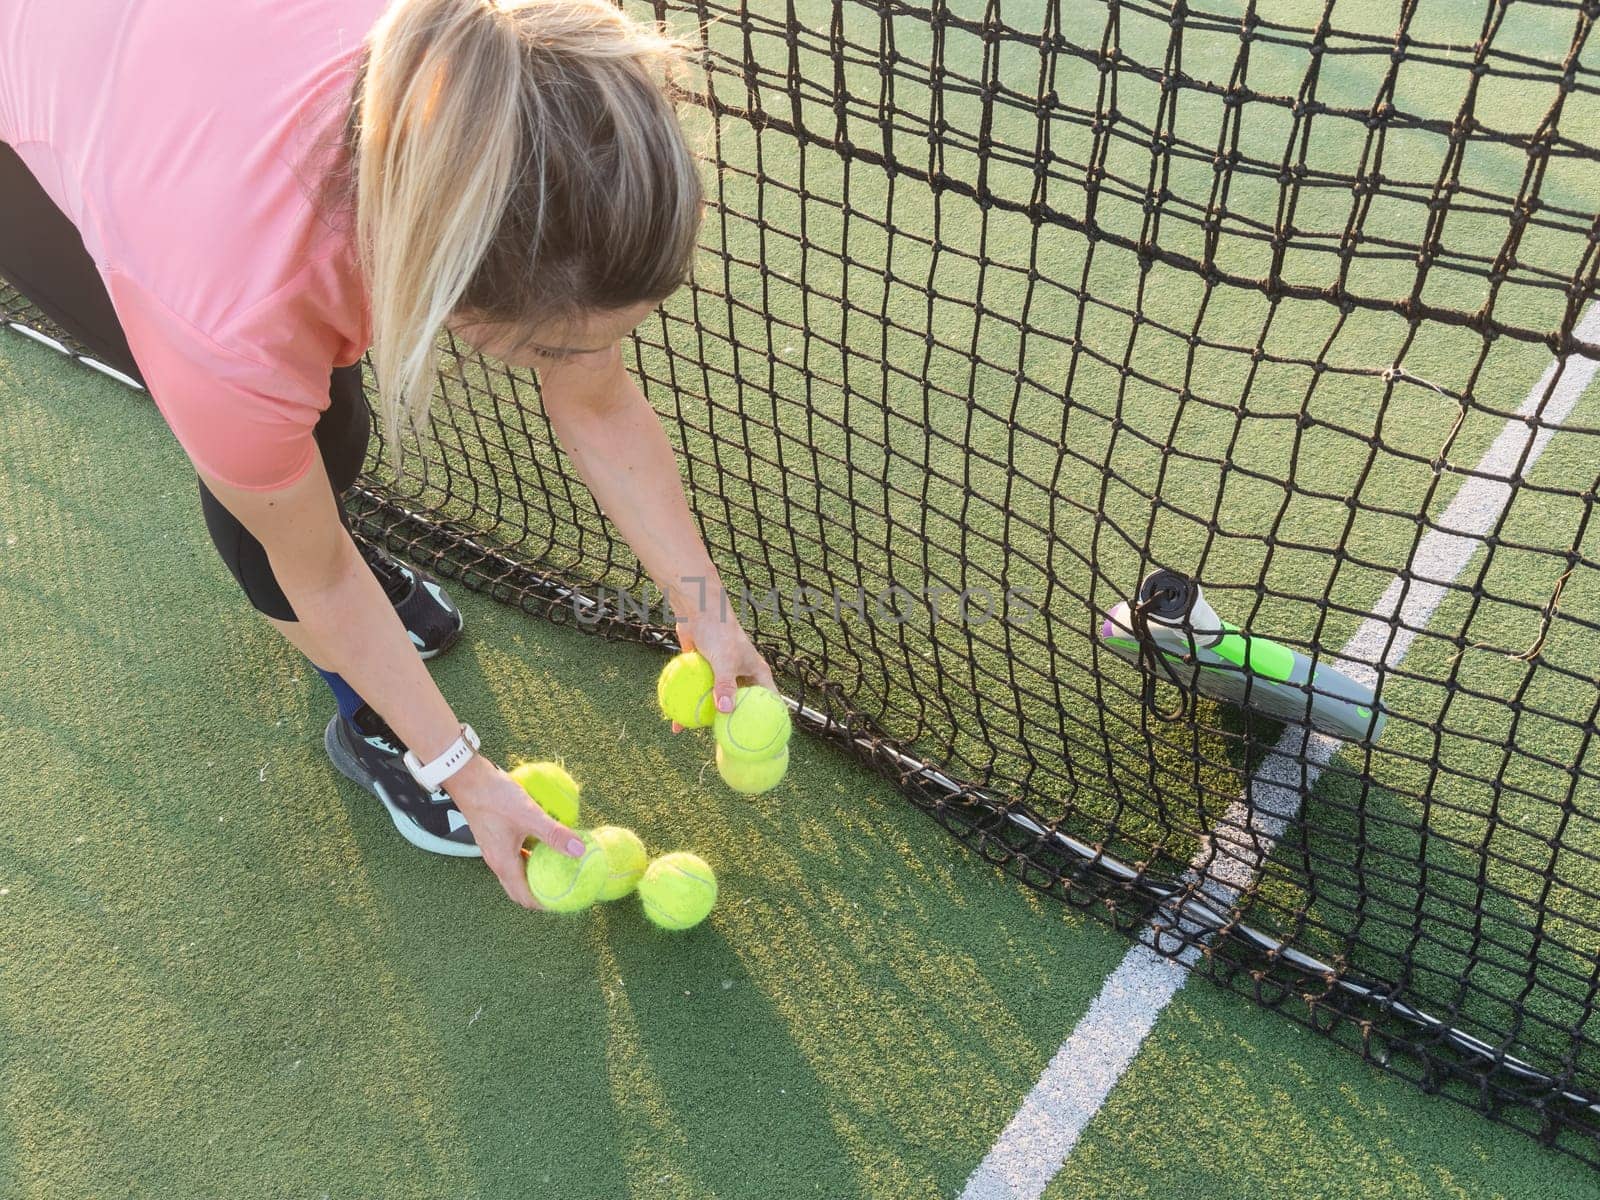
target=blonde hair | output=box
[325,0,703,476]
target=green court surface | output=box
[4,327,1596,1197]
[375,0,1600,1120]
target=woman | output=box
[0,0,774,908]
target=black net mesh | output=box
[6,0,1600,1164]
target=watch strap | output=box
[403,724,481,791]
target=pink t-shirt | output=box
[0,0,390,490]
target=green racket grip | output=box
[1210,623,1296,682]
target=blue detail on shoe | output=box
[354,537,465,660]
[323,704,482,858]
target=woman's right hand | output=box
[446,756,587,908]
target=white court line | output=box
[961,304,1600,1200]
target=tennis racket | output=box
[1098,570,1387,744]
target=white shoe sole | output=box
[324,719,484,858]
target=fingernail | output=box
[568,838,587,856]
[519,846,531,860]
[718,696,734,713]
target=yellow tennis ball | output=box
[591,825,649,901]
[657,651,717,728]
[716,743,788,795]
[638,852,718,931]
[509,760,581,828]
[712,686,792,760]
[524,830,607,913]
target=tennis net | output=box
[7,0,1600,1163]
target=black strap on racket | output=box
[1129,569,1199,724]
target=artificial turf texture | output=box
[345,0,1600,1112]
[5,0,1599,1189]
[3,304,1597,1197]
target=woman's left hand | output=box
[674,596,776,730]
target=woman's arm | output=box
[196,460,585,908]
[538,346,775,709]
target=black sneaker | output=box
[324,703,482,857]
[354,536,464,660]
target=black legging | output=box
[1,139,369,622]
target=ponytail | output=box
[335,0,703,478]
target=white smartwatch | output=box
[403,723,481,791]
